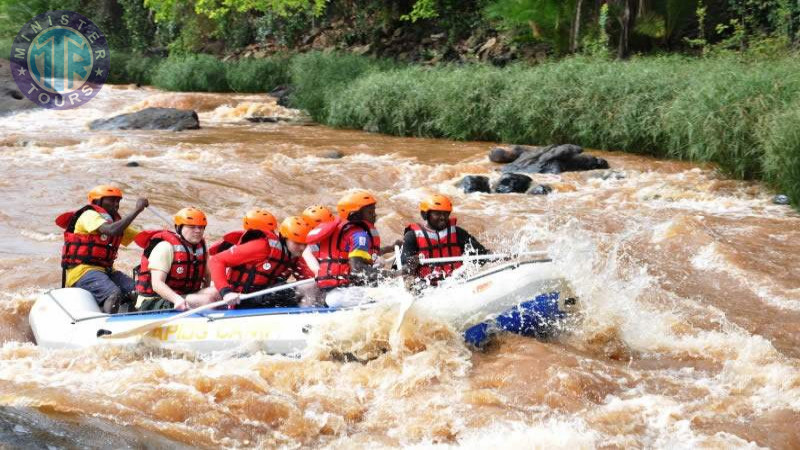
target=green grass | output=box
[151,54,229,92]
[108,50,161,86]
[304,52,800,206]
[225,55,291,93]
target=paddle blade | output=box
[134,229,161,248]
[305,219,340,245]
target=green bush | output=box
[289,51,398,121]
[296,52,800,204]
[151,54,229,92]
[225,56,290,93]
[760,97,800,207]
[108,50,161,85]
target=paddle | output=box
[419,251,548,265]
[146,206,173,226]
[391,251,549,336]
[99,278,316,339]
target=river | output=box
[0,85,798,449]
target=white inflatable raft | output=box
[29,260,577,354]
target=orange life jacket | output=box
[58,204,123,282]
[313,218,380,289]
[226,230,297,293]
[135,230,206,296]
[406,218,462,285]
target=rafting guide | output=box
[9,10,110,109]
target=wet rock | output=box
[528,184,552,195]
[268,85,293,107]
[89,107,200,131]
[459,175,491,194]
[0,59,35,116]
[501,144,608,174]
[125,161,140,167]
[245,116,279,123]
[319,149,344,159]
[592,170,626,180]
[488,145,529,163]
[773,194,790,205]
[494,173,532,194]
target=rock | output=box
[488,145,528,163]
[561,153,610,172]
[245,116,279,123]
[459,175,491,194]
[352,44,371,55]
[319,149,344,159]
[0,59,36,116]
[125,161,140,167]
[268,85,293,107]
[494,173,532,194]
[773,194,790,205]
[89,107,200,131]
[501,144,608,174]
[592,170,626,180]
[528,184,552,195]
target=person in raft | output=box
[134,207,220,311]
[210,216,315,308]
[400,193,490,292]
[307,190,396,307]
[57,185,148,313]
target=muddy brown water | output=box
[0,86,798,449]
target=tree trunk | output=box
[571,0,584,52]
[617,0,636,59]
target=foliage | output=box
[225,55,291,92]
[151,54,229,91]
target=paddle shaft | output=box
[419,251,548,265]
[100,278,316,339]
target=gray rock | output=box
[89,107,200,131]
[245,116,279,123]
[0,59,36,116]
[494,173,532,194]
[319,149,344,159]
[125,161,140,167]
[773,194,790,205]
[269,85,293,107]
[488,145,527,163]
[528,184,552,195]
[459,175,490,194]
[501,143,608,174]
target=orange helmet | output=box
[302,205,335,225]
[420,193,453,213]
[87,185,122,203]
[242,209,277,233]
[174,207,208,226]
[336,190,377,219]
[279,216,312,244]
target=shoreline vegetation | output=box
[1,1,798,206]
[112,51,800,208]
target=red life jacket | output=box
[59,204,123,273]
[315,218,380,289]
[227,230,298,294]
[135,230,207,296]
[208,230,244,256]
[406,218,462,285]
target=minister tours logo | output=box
[9,10,110,109]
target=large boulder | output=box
[498,144,609,175]
[89,107,200,131]
[459,175,491,194]
[494,173,532,194]
[488,145,528,163]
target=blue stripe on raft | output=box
[464,291,565,346]
[105,306,345,323]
